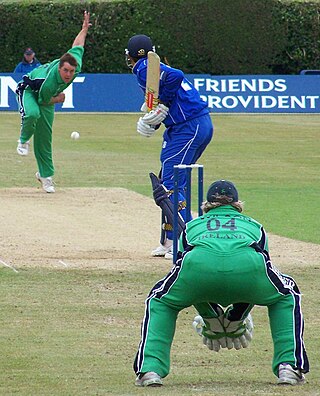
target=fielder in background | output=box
[14,47,42,74]
[125,34,214,259]
[15,11,91,193]
[133,180,309,387]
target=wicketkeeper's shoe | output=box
[17,140,30,156]
[277,363,305,385]
[35,172,55,193]
[151,241,172,257]
[135,372,163,387]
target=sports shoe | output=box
[151,241,172,257]
[17,140,30,156]
[277,363,305,385]
[164,245,173,260]
[35,172,55,193]
[135,372,163,387]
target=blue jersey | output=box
[14,59,41,74]
[133,58,209,127]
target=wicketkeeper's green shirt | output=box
[179,205,269,255]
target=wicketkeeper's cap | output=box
[206,180,239,203]
[24,47,35,55]
[127,34,154,58]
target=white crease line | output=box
[0,259,19,273]
[58,260,69,267]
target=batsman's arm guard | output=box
[149,172,185,236]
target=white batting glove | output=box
[142,103,169,125]
[137,117,156,138]
[140,102,148,112]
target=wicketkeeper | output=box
[15,11,91,193]
[125,34,213,259]
[134,179,309,387]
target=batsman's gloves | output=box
[192,311,254,352]
[142,103,169,125]
[137,117,156,137]
[140,102,148,112]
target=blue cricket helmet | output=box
[126,34,154,58]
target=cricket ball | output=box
[71,131,80,140]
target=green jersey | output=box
[21,46,84,105]
[135,204,309,380]
[179,205,269,255]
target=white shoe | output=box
[35,172,55,193]
[277,363,305,385]
[135,372,163,387]
[164,245,173,260]
[151,241,172,257]
[17,140,30,156]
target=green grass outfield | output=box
[0,112,319,395]
[0,266,318,396]
[1,113,319,243]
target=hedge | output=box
[1,0,320,75]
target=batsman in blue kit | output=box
[125,35,214,259]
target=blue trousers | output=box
[159,113,213,240]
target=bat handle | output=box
[145,92,159,111]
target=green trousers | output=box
[19,89,55,178]
[134,247,309,378]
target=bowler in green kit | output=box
[16,11,91,193]
[134,180,309,387]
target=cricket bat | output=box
[145,51,160,111]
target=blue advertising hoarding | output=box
[1,73,320,113]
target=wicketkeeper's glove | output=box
[192,310,254,352]
[223,314,254,350]
[193,314,226,352]
[142,103,169,125]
